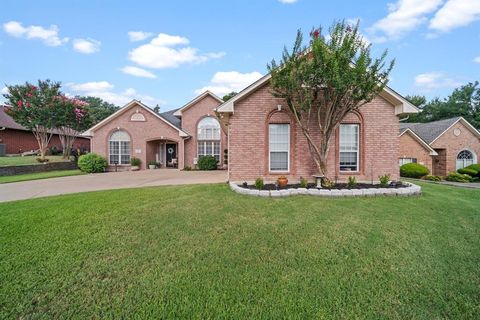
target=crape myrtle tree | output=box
[54,95,89,158]
[267,21,394,178]
[3,80,61,161]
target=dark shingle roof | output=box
[0,105,25,130]
[399,117,462,144]
[159,108,181,129]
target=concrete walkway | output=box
[405,178,480,189]
[0,169,228,203]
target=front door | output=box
[166,143,177,167]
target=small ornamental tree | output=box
[54,95,89,158]
[267,21,394,177]
[3,80,61,160]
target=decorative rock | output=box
[259,190,270,197]
[308,189,320,196]
[270,190,282,197]
[318,189,332,197]
[330,190,343,197]
[279,190,291,197]
[249,189,260,196]
[297,188,308,195]
[351,189,363,196]
[289,189,299,196]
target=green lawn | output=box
[0,170,85,184]
[0,155,68,167]
[0,182,479,319]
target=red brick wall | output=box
[399,132,433,172]
[227,83,400,182]
[180,95,225,168]
[0,128,90,155]
[430,121,480,174]
[90,102,184,170]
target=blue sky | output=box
[1,0,479,111]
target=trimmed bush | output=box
[130,157,141,166]
[255,177,264,190]
[457,168,478,177]
[400,163,429,178]
[198,155,218,170]
[424,175,442,181]
[378,174,390,187]
[445,172,472,183]
[464,164,480,177]
[78,153,107,173]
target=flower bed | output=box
[229,181,421,197]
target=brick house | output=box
[0,105,90,155]
[216,74,418,182]
[83,91,226,170]
[399,117,480,176]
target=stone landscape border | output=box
[229,181,421,197]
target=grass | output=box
[0,182,479,318]
[0,170,85,184]
[0,155,68,167]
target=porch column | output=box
[178,138,185,169]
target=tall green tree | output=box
[268,21,394,177]
[222,92,237,102]
[77,96,119,127]
[3,80,61,160]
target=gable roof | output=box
[399,128,438,156]
[82,100,189,137]
[398,117,480,144]
[216,73,419,116]
[173,91,223,116]
[159,108,181,129]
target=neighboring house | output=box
[215,74,418,182]
[83,91,226,170]
[399,117,480,176]
[0,105,90,155]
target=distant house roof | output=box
[399,117,463,144]
[0,105,27,130]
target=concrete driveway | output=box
[0,169,228,203]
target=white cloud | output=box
[128,33,225,69]
[429,0,480,33]
[368,0,443,42]
[195,71,263,97]
[2,21,68,46]
[121,66,157,78]
[73,38,101,54]
[128,31,154,42]
[474,56,480,63]
[66,81,164,106]
[278,0,298,3]
[414,72,462,91]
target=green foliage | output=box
[321,178,335,188]
[465,164,480,177]
[77,96,119,127]
[446,172,473,183]
[457,168,478,177]
[299,177,308,188]
[148,160,157,166]
[424,175,442,181]
[198,155,217,170]
[222,92,237,102]
[130,157,141,166]
[404,82,480,129]
[400,163,430,178]
[378,174,390,187]
[254,177,264,190]
[267,20,394,176]
[347,176,357,188]
[78,153,107,173]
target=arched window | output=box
[109,130,131,165]
[456,150,476,170]
[197,117,220,162]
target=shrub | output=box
[78,153,107,173]
[299,177,308,188]
[322,178,334,188]
[465,164,480,176]
[378,174,390,187]
[148,160,157,166]
[445,172,472,183]
[254,177,264,190]
[183,166,192,171]
[347,176,357,188]
[457,168,478,177]
[424,175,442,181]
[198,155,217,170]
[400,163,429,178]
[130,157,141,166]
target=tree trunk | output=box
[58,127,78,159]
[32,126,53,161]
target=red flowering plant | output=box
[53,95,89,158]
[3,80,61,160]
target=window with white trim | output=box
[269,124,290,171]
[197,117,221,162]
[109,130,131,165]
[456,150,475,170]
[339,124,359,171]
[399,158,417,166]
